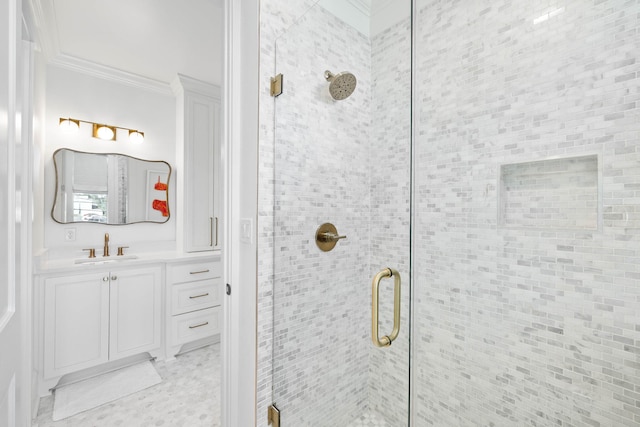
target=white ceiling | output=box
[31,0,223,91]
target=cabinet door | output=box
[184,90,221,252]
[44,273,109,378]
[109,267,162,359]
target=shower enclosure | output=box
[268,0,640,425]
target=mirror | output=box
[52,148,172,225]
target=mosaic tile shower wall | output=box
[270,4,373,426]
[413,0,640,426]
[257,2,317,425]
[368,17,412,425]
[259,0,639,426]
[259,1,412,426]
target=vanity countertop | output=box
[34,250,221,275]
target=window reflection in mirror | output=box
[52,148,172,225]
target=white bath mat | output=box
[52,361,162,421]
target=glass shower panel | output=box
[271,1,412,425]
[412,0,640,425]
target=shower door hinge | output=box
[268,404,280,427]
[270,73,283,97]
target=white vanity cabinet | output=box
[166,258,222,358]
[173,75,222,253]
[43,266,162,379]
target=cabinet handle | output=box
[189,269,210,275]
[111,275,117,281]
[215,217,219,247]
[189,321,209,329]
[189,293,209,299]
[210,217,213,247]
[103,276,109,282]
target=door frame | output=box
[222,0,260,426]
[1,0,34,425]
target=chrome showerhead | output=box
[324,70,357,100]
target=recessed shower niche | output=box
[499,154,600,230]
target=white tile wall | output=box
[258,1,412,426]
[271,4,373,426]
[499,155,600,230]
[367,17,412,426]
[257,2,330,426]
[413,0,640,425]
[258,0,640,426]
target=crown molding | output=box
[171,74,220,98]
[49,53,173,95]
[28,0,173,95]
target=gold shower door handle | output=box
[371,268,401,348]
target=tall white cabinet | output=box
[172,74,222,253]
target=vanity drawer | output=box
[171,306,221,345]
[171,279,221,316]
[169,260,221,283]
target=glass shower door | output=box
[271,1,412,425]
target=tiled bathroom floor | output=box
[34,343,220,427]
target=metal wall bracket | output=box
[270,73,283,97]
[268,404,280,427]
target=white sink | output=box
[74,255,139,265]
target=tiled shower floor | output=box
[34,343,220,427]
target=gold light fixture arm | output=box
[371,267,401,348]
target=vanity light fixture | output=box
[59,117,145,143]
[128,129,145,144]
[59,117,80,132]
[92,123,116,141]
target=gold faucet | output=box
[103,233,110,257]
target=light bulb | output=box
[59,118,79,132]
[93,124,115,140]
[129,130,144,144]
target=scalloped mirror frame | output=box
[51,148,172,225]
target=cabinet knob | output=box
[111,275,118,281]
[103,276,109,282]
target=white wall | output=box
[42,66,177,257]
